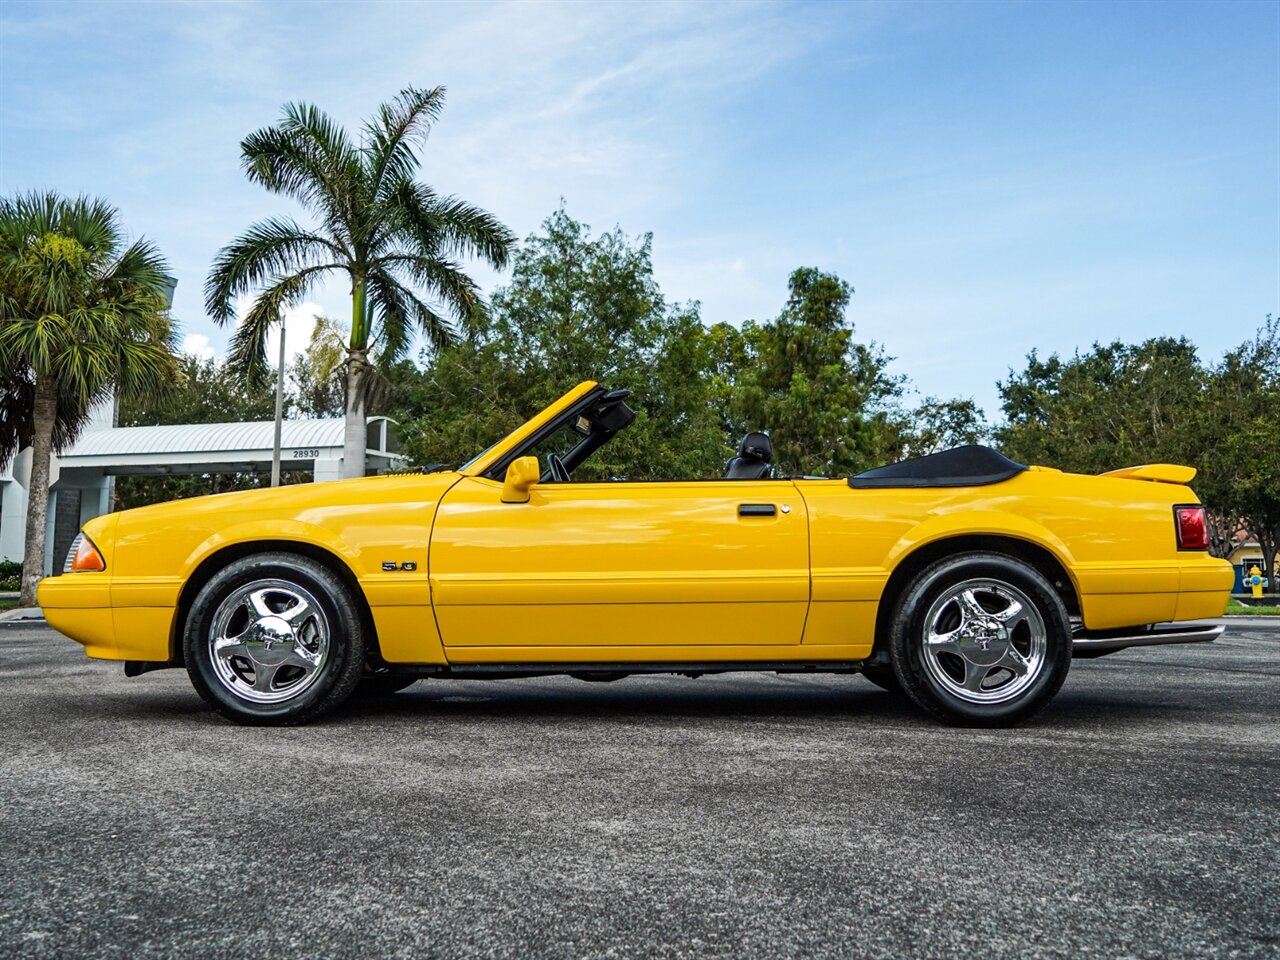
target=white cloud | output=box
[181,333,215,361]
[231,297,331,368]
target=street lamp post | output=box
[271,317,285,488]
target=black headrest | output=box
[739,432,772,463]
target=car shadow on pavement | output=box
[332,677,934,726]
[62,672,1214,732]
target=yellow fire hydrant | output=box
[1249,565,1264,599]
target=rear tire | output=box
[184,553,369,725]
[888,552,1071,727]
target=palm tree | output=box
[0,192,179,606]
[206,86,515,478]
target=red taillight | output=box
[1175,505,1209,551]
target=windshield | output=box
[459,439,502,473]
[475,386,637,482]
[524,418,591,471]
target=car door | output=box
[429,476,810,657]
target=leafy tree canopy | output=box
[731,267,903,476]
[0,191,178,603]
[393,207,728,480]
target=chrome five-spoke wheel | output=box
[209,580,330,704]
[184,553,369,725]
[888,552,1071,726]
[920,578,1046,704]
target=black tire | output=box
[351,674,418,698]
[860,664,902,694]
[888,552,1071,727]
[183,552,369,725]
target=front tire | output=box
[888,553,1071,726]
[184,553,369,725]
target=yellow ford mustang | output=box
[39,381,1232,726]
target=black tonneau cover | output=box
[848,445,1027,489]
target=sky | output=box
[1,0,1277,421]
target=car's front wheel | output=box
[184,553,369,725]
[888,552,1071,726]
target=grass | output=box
[1227,598,1280,616]
[0,599,18,612]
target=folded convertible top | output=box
[848,445,1027,489]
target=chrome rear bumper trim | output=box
[1072,623,1224,654]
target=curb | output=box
[0,606,45,623]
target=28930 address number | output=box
[291,448,321,459]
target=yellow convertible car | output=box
[39,381,1232,726]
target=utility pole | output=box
[271,316,285,488]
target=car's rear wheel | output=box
[888,552,1071,726]
[184,553,368,725]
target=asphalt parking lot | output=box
[1,620,1277,960]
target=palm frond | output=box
[205,218,346,323]
[113,339,182,398]
[0,192,64,252]
[225,266,329,387]
[304,315,350,383]
[365,85,446,201]
[377,253,484,328]
[99,238,171,304]
[384,179,514,268]
[59,195,121,256]
[367,266,460,358]
[241,114,360,242]
[0,313,75,377]
[46,312,117,399]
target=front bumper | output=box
[38,575,174,662]
[37,576,116,658]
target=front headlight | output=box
[63,533,106,573]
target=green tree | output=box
[118,354,280,427]
[996,337,1207,473]
[289,316,348,419]
[732,267,902,476]
[0,192,178,605]
[206,85,514,478]
[1193,317,1280,590]
[882,396,989,461]
[393,207,729,479]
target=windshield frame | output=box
[458,381,601,478]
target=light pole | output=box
[270,315,285,488]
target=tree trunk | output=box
[343,348,368,479]
[20,375,57,607]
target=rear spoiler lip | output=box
[1099,463,1197,484]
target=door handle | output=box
[738,503,776,517]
